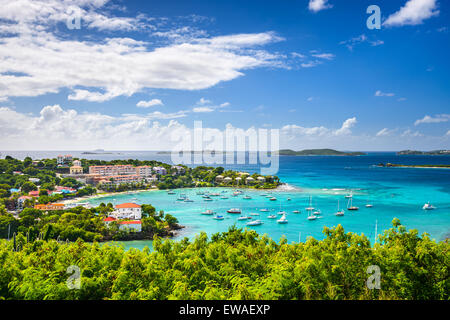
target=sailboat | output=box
[366,194,373,208]
[293,209,301,214]
[306,195,314,211]
[307,211,317,221]
[347,197,359,211]
[277,202,286,215]
[345,192,353,199]
[335,199,345,216]
[213,214,224,220]
[277,214,288,224]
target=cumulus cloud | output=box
[308,0,333,12]
[136,99,164,108]
[384,0,439,27]
[414,114,450,125]
[334,117,357,136]
[0,1,285,102]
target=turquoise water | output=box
[77,153,450,250]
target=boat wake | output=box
[276,183,301,192]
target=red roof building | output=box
[115,203,141,209]
[103,217,117,222]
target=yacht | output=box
[220,196,229,199]
[260,208,270,212]
[307,214,317,221]
[306,195,315,211]
[365,204,373,208]
[313,209,321,216]
[335,200,345,217]
[267,214,277,219]
[250,212,260,216]
[201,209,215,215]
[227,208,242,214]
[277,214,288,224]
[293,210,301,214]
[347,197,359,211]
[243,195,252,199]
[204,198,213,202]
[423,202,436,210]
[247,220,263,226]
[167,191,176,195]
[345,192,353,199]
[269,197,277,201]
[238,215,251,221]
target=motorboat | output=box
[269,197,277,201]
[243,195,252,199]
[201,209,215,215]
[250,212,260,216]
[247,220,263,226]
[227,208,242,214]
[423,202,436,210]
[213,215,224,220]
[238,216,251,221]
[267,214,277,219]
[293,210,301,214]
[260,208,269,212]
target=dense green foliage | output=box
[0,203,179,242]
[0,219,447,300]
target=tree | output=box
[21,182,37,194]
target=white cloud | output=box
[334,117,357,136]
[446,130,450,136]
[308,0,333,12]
[192,107,214,113]
[136,99,164,108]
[375,90,395,97]
[301,60,322,68]
[401,129,423,137]
[311,53,335,60]
[291,52,306,59]
[0,1,285,102]
[414,114,450,125]
[307,97,314,102]
[376,128,393,137]
[340,34,384,51]
[384,0,439,27]
[197,98,212,105]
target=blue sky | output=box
[0,0,449,151]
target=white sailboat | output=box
[277,214,288,224]
[306,195,314,211]
[335,199,345,216]
[347,197,359,211]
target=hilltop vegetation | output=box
[0,219,448,300]
[278,149,366,156]
[397,150,450,156]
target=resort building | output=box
[153,166,167,175]
[70,165,83,175]
[223,177,233,184]
[57,155,73,165]
[135,166,153,177]
[112,203,142,220]
[89,165,136,176]
[73,160,82,166]
[215,175,224,183]
[34,203,65,211]
[171,165,185,175]
[246,177,255,184]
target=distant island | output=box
[377,163,450,169]
[277,149,367,156]
[82,149,116,155]
[397,150,450,156]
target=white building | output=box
[153,166,167,175]
[119,221,142,232]
[112,203,142,219]
[136,166,153,177]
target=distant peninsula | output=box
[277,149,366,156]
[377,163,450,169]
[397,150,450,156]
